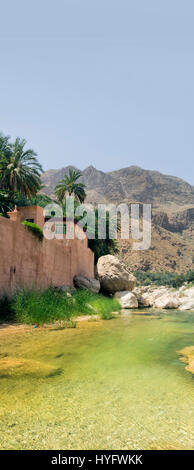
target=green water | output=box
[0,311,194,450]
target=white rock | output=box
[97,255,136,293]
[183,286,194,297]
[136,286,172,307]
[179,286,194,311]
[179,300,194,311]
[115,291,138,308]
[138,293,154,307]
[154,294,180,309]
[179,286,186,293]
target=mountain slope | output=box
[41,165,194,272]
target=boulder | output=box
[179,300,194,311]
[133,286,151,295]
[138,293,154,307]
[151,287,171,299]
[154,293,180,309]
[115,291,138,308]
[179,286,194,311]
[137,286,179,308]
[73,275,100,294]
[97,255,136,294]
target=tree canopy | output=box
[55,169,86,203]
[0,134,43,199]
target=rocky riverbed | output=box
[76,254,194,312]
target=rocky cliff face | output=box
[41,165,194,273]
[152,208,194,233]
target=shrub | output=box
[22,221,43,241]
[14,288,73,325]
[134,270,194,288]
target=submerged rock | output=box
[178,346,194,374]
[0,357,61,378]
[97,255,136,294]
[115,291,138,308]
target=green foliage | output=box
[55,169,86,203]
[0,133,42,198]
[13,288,73,325]
[0,191,55,219]
[134,270,194,288]
[60,200,119,263]
[15,193,54,208]
[0,190,13,217]
[89,238,118,264]
[87,209,119,263]
[0,288,121,325]
[73,289,121,319]
[0,132,44,218]
[22,221,44,241]
[0,133,12,161]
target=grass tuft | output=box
[0,288,121,325]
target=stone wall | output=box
[0,215,94,295]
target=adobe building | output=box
[17,205,45,228]
[0,206,94,295]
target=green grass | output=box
[0,288,121,325]
[73,289,121,319]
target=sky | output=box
[0,0,194,184]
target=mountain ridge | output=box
[41,164,194,210]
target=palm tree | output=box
[0,133,12,159]
[0,137,43,198]
[55,169,86,203]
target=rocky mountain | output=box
[42,165,194,209]
[41,165,194,273]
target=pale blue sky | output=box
[0,0,194,184]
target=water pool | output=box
[0,311,193,449]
